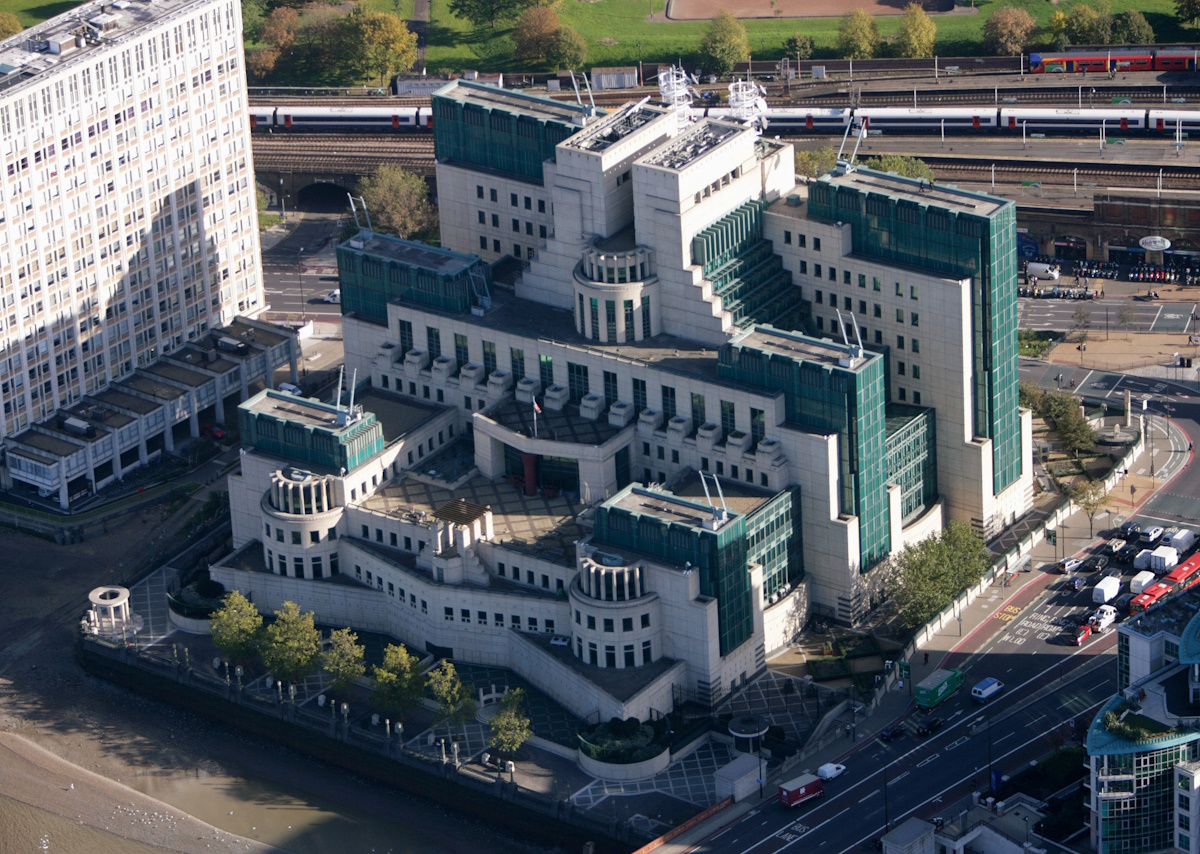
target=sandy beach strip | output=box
[0,732,291,854]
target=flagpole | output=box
[534,401,538,438]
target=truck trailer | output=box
[914,668,964,710]
[778,773,825,808]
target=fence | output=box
[77,635,636,852]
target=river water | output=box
[0,764,555,854]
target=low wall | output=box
[166,608,211,635]
[578,745,670,781]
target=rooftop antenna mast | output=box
[658,63,697,132]
[568,70,584,108]
[347,369,358,422]
[581,70,597,113]
[711,472,730,522]
[836,119,866,173]
[698,471,719,520]
[834,309,851,347]
[346,194,374,240]
[335,366,345,412]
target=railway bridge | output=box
[251,133,435,209]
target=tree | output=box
[1065,3,1112,45]
[795,146,838,179]
[1018,379,1046,412]
[1038,387,1097,456]
[1118,305,1136,340]
[260,601,322,684]
[1047,10,1071,48]
[209,591,262,662]
[699,10,749,78]
[449,0,521,29]
[838,10,879,60]
[784,32,814,61]
[244,44,281,82]
[371,643,426,718]
[488,688,533,757]
[547,24,587,70]
[0,12,24,39]
[241,0,267,41]
[1071,480,1112,537]
[260,7,300,54]
[1177,0,1200,27]
[896,3,936,59]
[350,10,418,86]
[427,660,477,730]
[513,6,561,65]
[322,628,365,692]
[354,164,438,240]
[983,7,1036,56]
[863,154,935,182]
[1112,10,1155,43]
[1072,304,1092,339]
[889,521,990,629]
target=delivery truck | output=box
[914,668,964,710]
[1151,546,1180,573]
[1093,576,1121,604]
[778,773,825,808]
[1168,528,1197,553]
[1131,570,1157,595]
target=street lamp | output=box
[297,245,306,319]
[279,177,285,220]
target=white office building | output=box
[0,0,262,441]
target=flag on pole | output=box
[533,399,541,438]
[533,401,542,414]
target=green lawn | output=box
[425,0,1196,73]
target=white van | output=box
[1026,261,1061,281]
[971,677,1004,703]
[1090,605,1118,632]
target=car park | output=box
[1060,557,1083,573]
[917,717,944,736]
[879,724,905,742]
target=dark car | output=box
[1082,555,1109,573]
[1114,592,1136,614]
[1067,576,1086,592]
[1117,544,1141,564]
[1121,521,1142,539]
[200,423,228,440]
[880,724,906,742]
[917,717,944,737]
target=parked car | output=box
[322,289,341,304]
[1105,538,1127,556]
[917,717,944,736]
[1121,521,1142,539]
[200,424,227,440]
[1060,558,1084,573]
[880,724,906,742]
[1073,624,1093,646]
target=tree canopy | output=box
[354,165,438,241]
[488,688,533,757]
[449,0,522,29]
[1112,10,1155,43]
[371,643,426,718]
[1022,382,1097,456]
[983,7,1036,56]
[261,601,322,684]
[209,591,262,662]
[784,32,814,61]
[863,154,935,182]
[512,7,586,69]
[838,10,879,59]
[1071,480,1112,537]
[896,3,937,58]
[795,146,838,180]
[349,10,418,86]
[1178,0,1200,27]
[699,10,749,78]
[0,12,24,39]
[322,628,366,692]
[428,660,478,729]
[890,521,991,628]
[546,24,587,70]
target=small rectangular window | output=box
[784,231,791,245]
[813,237,821,251]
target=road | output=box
[262,209,345,319]
[1020,296,1198,336]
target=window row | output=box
[574,610,651,632]
[267,549,338,579]
[266,523,338,545]
[475,185,546,214]
[476,210,547,240]
[443,605,555,633]
[497,560,565,593]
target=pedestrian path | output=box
[572,741,734,810]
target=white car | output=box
[817,763,846,780]
[1060,558,1083,574]
[322,289,341,304]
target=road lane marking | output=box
[945,737,968,751]
[858,790,878,803]
[891,771,909,784]
[1089,681,1108,692]
[995,733,1015,743]
[916,754,939,767]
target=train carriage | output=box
[855,107,999,131]
[249,107,274,129]
[1030,51,1155,73]
[1149,109,1200,132]
[1000,107,1146,132]
[760,107,853,132]
[273,106,431,130]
